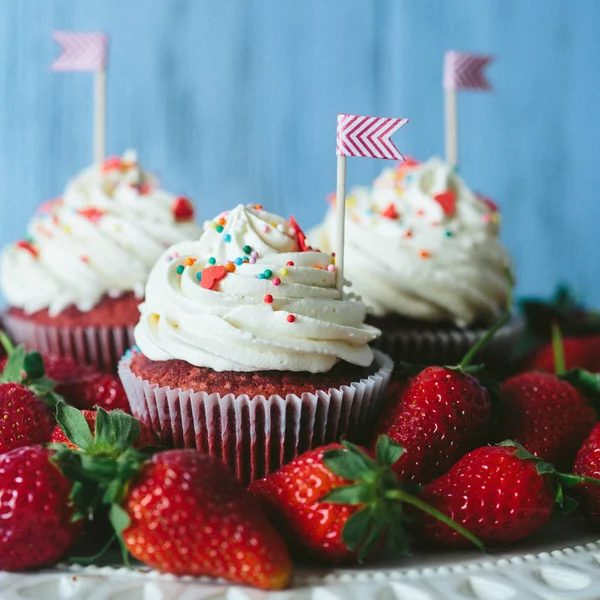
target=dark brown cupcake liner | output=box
[118,349,393,484]
[372,316,524,376]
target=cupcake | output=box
[1,151,201,372]
[118,204,392,484]
[309,157,522,371]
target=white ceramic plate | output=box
[3,519,600,599]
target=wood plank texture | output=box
[0,1,599,302]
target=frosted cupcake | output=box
[309,157,521,370]
[1,151,201,372]
[118,204,392,483]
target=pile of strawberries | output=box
[2,288,600,591]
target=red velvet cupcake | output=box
[1,151,201,372]
[119,204,392,483]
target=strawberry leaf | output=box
[321,483,373,505]
[23,351,45,379]
[341,506,374,552]
[358,519,385,562]
[535,461,556,476]
[1,343,25,382]
[375,435,404,468]
[323,449,375,481]
[56,403,94,450]
[561,369,600,408]
[0,331,15,356]
[28,377,57,397]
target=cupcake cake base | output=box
[119,350,393,484]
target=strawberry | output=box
[249,436,482,564]
[373,278,516,484]
[51,405,291,590]
[0,445,82,570]
[573,423,600,523]
[414,442,591,547]
[50,409,156,450]
[499,371,597,470]
[43,355,131,413]
[0,333,62,452]
[376,365,491,483]
[522,335,600,373]
[121,450,291,588]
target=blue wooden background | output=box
[1,1,599,305]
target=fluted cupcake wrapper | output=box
[118,350,393,485]
[372,315,524,376]
[2,311,134,374]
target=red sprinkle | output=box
[264,294,274,304]
[15,240,39,258]
[286,261,295,267]
[289,216,310,252]
[81,255,90,263]
[272,277,281,286]
[381,203,399,220]
[172,196,195,221]
[78,208,105,224]
[433,190,457,216]
[287,315,296,323]
[200,265,227,290]
[102,156,122,173]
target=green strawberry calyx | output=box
[499,440,600,513]
[50,403,157,563]
[320,435,485,561]
[0,330,62,407]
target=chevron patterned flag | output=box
[51,31,108,71]
[336,114,409,160]
[443,51,493,91]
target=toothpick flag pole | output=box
[335,114,409,292]
[52,31,109,165]
[443,51,493,168]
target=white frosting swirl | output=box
[134,204,380,373]
[309,157,511,327]
[1,151,201,315]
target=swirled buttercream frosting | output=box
[309,157,512,327]
[134,204,380,373]
[1,151,201,315]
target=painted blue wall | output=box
[0,1,599,304]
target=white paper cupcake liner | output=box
[118,350,393,484]
[372,315,524,375]
[2,311,134,374]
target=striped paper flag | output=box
[52,31,108,72]
[444,51,493,91]
[336,114,408,160]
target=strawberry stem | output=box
[551,322,566,375]
[385,489,485,551]
[458,270,513,370]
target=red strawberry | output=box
[0,352,131,414]
[573,423,600,522]
[249,437,482,564]
[374,287,514,483]
[522,335,600,373]
[376,366,491,483]
[50,409,156,450]
[121,450,291,588]
[414,443,565,547]
[51,405,290,589]
[499,372,597,470]
[0,383,55,453]
[0,445,82,570]
[43,356,131,413]
[0,333,61,452]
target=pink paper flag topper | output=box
[443,50,493,91]
[52,31,108,72]
[336,114,409,161]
